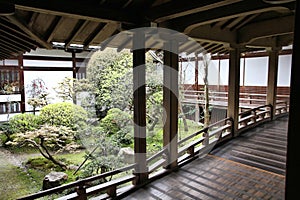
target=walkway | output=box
[124,116,287,200]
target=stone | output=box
[42,171,68,190]
[118,147,134,164]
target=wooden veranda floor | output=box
[123,116,288,200]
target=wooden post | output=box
[266,48,279,120]
[227,47,240,136]
[72,51,77,104]
[195,53,200,122]
[286,0,300,198]
[18,54,25,113]
[163,41,179,170]
[76,184,87,200]
[133,31,148,185]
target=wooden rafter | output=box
[89,23,119,46]
[147,0,242,23]
[6,15,52,49]
[46,16,63,43]
[238,15,294,44]
[0,28,37,47]
[65,20,89,48]
[0,37,31,52]
[4,0,138,24]
[83,23,105,49]
[28,12,39,28]
[166,0,292,33]
[233,14,260,30]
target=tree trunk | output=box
[179,101,189,132]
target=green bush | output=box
[9,113,41,133]
[39,102,87,131]
[99,108,133,145]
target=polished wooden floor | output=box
[123,116,287,200]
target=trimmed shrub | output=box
[9,113,41,133]
[99,108,133,145]
[39,102,87,131]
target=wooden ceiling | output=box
[0,0,296,60]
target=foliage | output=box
[9,113,41,134]
[99,108,133,145]
[0,122,14,144]
[39,102,87,131]
[26,78,49,114]
[53,77,75,102]
[6,125,80,170]
[86,48,133,118]
[79,127,123,179]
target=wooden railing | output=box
[17,103,289,200]
[238,105,272,132]
[182,90,290,108]
[177,117,233,166]
[17,164,136,200]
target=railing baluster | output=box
[77,183,87,200]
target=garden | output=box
[0,48,203,199]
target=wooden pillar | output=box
[72,51,77,79]
[227,47,240,136]
[266,48,279,119]
[18,54,25,113]
[195,53,200,122]
[72,52,77,104]
[133,31,148,184]
[285,1,300,198]
[163,41,179,169]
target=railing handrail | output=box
[17,163,136,200]
[17,103,289,200]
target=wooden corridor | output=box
[123,116,288,200]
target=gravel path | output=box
[0,147,40,168]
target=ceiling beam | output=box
[238,15,294,44]
[147,0,242,23]
[188,25,237,44]
[65,20,89,48]
[3,0,139,24]
[0,27,37,47]
[0,38,29,52]
[46,16,63,43]
[6,15,52,49]
[90,23,119,45]
[164,0,293,33]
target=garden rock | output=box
[118,147,134,164]
[42,171,68,190]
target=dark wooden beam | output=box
[45,16,63,43]
[65,20,89,48]
[83,22,105,48]
[0,31,35,51]
[132,31,148,184]
[147,0,242,23]
[232,14,259,30]
[163,41,179,170]
[92,23,119,45]
[28,12,39,28]
[285,0,300,198]
[238,15,294,44]
[164,0,292,33]
[18,54,25,113]
[227,47,241,136]
[0,38,30,53]
[0,17,36,41]
[4,0,139,24]
[6,15,52,49]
